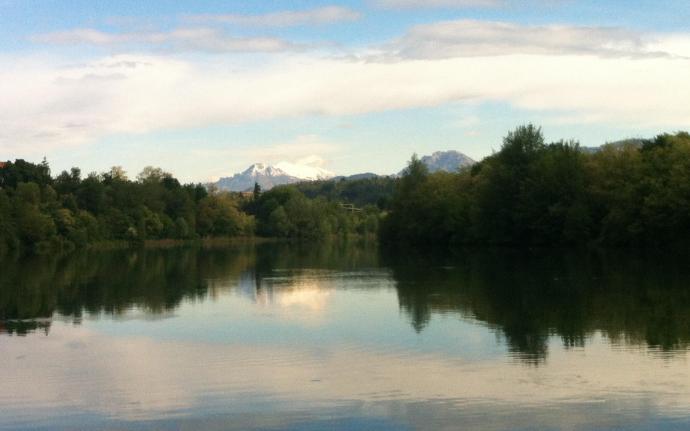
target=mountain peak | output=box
[217,161,335,192]
[420,150,475,172]
[243,163,286,177]
[398,150,475,176]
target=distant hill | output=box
[216,162,335,192]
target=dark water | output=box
[1,242,689,430]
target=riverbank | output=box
[87,236,281,251]
[0,234,379,257]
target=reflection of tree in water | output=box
[0,319,51,336]
[0,246,256,335]
[254,239,380,277]
[0,239,380,336]
[4,241,687,364]
[386,247,690,364]
[248,239,381,302]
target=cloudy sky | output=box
[1,0,689,182]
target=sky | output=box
[1,0,690,182]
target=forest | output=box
[1,125,689,253]
[382,125,690,246]
[0,161,379,254]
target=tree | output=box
[76,174,106,214]
[268,207,291,237]
[0,190,17,252]
[136,166,170,183]
[13,182,56,246]
[398,154,428,198]
[472,124,547,243]
[0,159,52,189]
[381,154,432,243]
[197,193,254,237]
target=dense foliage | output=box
[381,125,690,246]
[0,161,378,254]
[248,185,380,239]
[0,163,254,253]
[293,176,396,209]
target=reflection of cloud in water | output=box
[1,323,689,430]
[275,286,333,312]
[256,283,333,312]
[236,270,338,320]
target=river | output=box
[1,242,689,430]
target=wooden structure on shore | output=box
[339,203,362,213]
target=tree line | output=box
[250,185,380,240]
[381,125,690,246]
[3,124,689,253]
[0,161,378,254]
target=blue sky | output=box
[1,0,690,181]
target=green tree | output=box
[13,182,56,246]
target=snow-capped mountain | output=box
[215,162,335,192]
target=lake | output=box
[1,242,689,430]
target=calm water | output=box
[1,242,689,430]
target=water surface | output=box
[1,243,689,430]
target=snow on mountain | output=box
[275,161,335,181]
[244,163,284,177]
[215,161,335,192]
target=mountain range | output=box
[215,150,475,192]
[215,162,334,192]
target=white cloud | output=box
[187,6,361,27]
[4,24,690,155]
[454,115,482,128]
[389,20,666,59]
[373,0,565,9]
[648,34,690,57]
[295,155,329,167]
[241,135,341,163]
[375,0,501,8]
[31,27,304,53]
